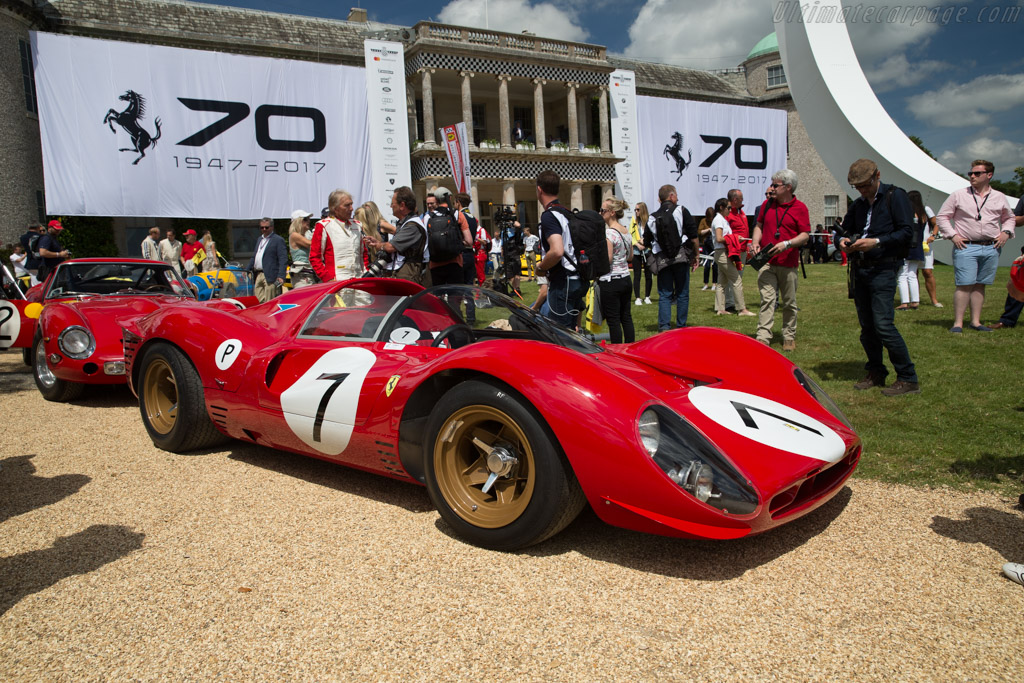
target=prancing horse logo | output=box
[103,90,162,165]
[663,131,692,181]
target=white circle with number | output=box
[281,347,376,455]
[688,386,845,463]
[0,301,20,350]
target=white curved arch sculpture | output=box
[775,0,1020,266]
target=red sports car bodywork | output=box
[124,278,861,549]
[31,258,255,401]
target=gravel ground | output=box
[1,349,1022,681]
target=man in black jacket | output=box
[838,159,919,396]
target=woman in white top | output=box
[598,197,635,343]
[712,197,755,317]
[288,210,317,288]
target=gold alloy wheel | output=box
[143,357,178,435]
[433,405,536,528]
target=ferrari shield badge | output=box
[385,375,400,397]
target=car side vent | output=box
[266,352,288,387]
[209,404,229,427]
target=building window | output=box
[415,99,424,142]
[471,103,486,145]
[767,64,787,89]
[36,190,45,223]
[19,39,38,114]
[824,195,839,228]
[512,106,533,143]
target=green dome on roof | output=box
[746,32,779,61]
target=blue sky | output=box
[192,0,1024,180]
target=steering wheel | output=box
[430,323,474,349]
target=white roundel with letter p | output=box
[280,347,376,455]
[688,386,846,463]
[215,339,243,370]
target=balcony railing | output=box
[414,22,605,61]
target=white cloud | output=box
[937,136,1024,178]
[623,0,771,69]
[436,0,589,43]
[908,74,1024,126]
[867,54,949,93]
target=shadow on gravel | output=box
[930,506,1024,562]
[807,360,864,382]
[0,524,145,616]
[227,445,433,513]
[432,486,854,577]
[0,455,91,523]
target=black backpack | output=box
[28,234,41,260]
[427,208,463,262]
[552,206,610,283]
[650,202,682,260]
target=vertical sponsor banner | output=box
[363,40,412,216]
[635,96,787,213]
[32,31,371,219]
[610,70,641,225]
[439,123,471,194]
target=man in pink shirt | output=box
[935,159,1016,332]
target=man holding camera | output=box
[368,186,427,285]
[838,158,919,396]
[750,169,810,351]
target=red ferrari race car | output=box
[31,258,255,402]
[124,278,861,550]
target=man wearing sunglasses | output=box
[750,169,810,351]
[838,159,919,396]
[935,159,1016,332]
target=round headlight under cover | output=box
[638,409,660,456]
[59,327,94,359]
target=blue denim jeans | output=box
[657,261,691,330]
[852,263,918,383]
[546,276,584,330]
[998,294,1024,327]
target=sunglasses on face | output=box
[967,171,989,177]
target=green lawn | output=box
[514,262,1024,496]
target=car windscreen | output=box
[46,263,194,299]
[299,287,408,340]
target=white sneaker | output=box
[701,285,710,291]
[1004,562,1024,586]
[644,297,652,304]
[635,298,643,306]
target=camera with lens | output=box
[362,252,392,278]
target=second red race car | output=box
[31,258,255,402]
[123,278,861,550]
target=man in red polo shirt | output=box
[750,169,811,351]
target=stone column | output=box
[600,183,614,203]
[577,92,589,147]
[498,75,513,150]
[566,82,579,152]
[420,68,436,147]
[570,182,583,211]
[406,80,418,149]
[470,179,481,222]
[533,79,546,149]
[502,180,516,208]
[461,70,475,148]
[598,86,610,153]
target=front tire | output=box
[33,334,85,402]
[424,380,586,550]
[138,342,227,453]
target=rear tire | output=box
[33,334,85,402]
[424,379,586,550]
[138,342,227,453]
